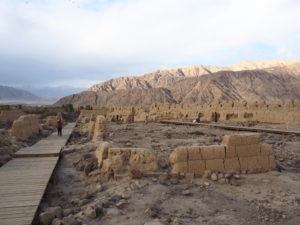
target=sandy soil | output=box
[39,121,300,225]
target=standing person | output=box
[56,112,63,136]
[57,119,62,136]
[214,112,218,123]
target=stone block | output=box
[246,134,260,145]
[129,148,158,172]
[257,156,270,170]
[236,144,260,157]
[269,155,276,169]
[171,162,188,174]
[221,135,243,146]
[95,142,110,167]
[187,146,202,160]
[205,159,225,172]
[169,147,188,164]
[108,148,131,161]
[260,144,273,155]
[225,145,237,158]
[201,145,225,160]
[188,160,205,174]
[224,158,240,171]
[239,156,261,171]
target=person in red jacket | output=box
[57,119,63,136]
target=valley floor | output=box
[39,122,300,225]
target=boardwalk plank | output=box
[0,123,75,225]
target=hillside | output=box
[55,60,300,107]
[0,85,42,103]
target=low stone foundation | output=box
[170,133,276,174]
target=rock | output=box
[145,207,157,217]
[170,178,179,185]
[109,194,122,202]
[204,181,210,186]
[233,174,241,179]
[158,158,168,169]
[217,173,224,179]
[129,168,143,179]
[115,199,128,208]
[229,178,239,186]
[61,215,79,225]
[211,173,218,181]
[84,206,97,219]
[51,218,62,225]
[144,220,166,225]
[158,174,169,185]
[172,218,181,225]
[62,209,72,217]
[218,178,226,184]
[181,190,191,196]
[119,192,130,199]
[106,207,121,217]
[203,169,212,179]
[39,207,62,225]
[185,173,194,180]
[95,184,104,192]
[78,199,91,206]
[84,158,98,175]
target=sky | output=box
[1,0,300,97]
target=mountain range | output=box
[55,60,300,107]
[0,85,58,105]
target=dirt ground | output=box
[39,121,300,225]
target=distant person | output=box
[57,119,62,136]
[213,112,219,122]
[56,112,63,136]
[196,115,201,123]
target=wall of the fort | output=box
[0,110,24,123]
[79,101,300,125]
[10,114,40,140]
[169,133,276,174]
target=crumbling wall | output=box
[95,142,158,176]
[0,110,24,123]
[169,133,276,174]
[92,115,107,141]
[11,114,40,140]
[46,116,57,126]
[79,100,300,125]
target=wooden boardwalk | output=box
[15,123,75,158]
[160,120,300,135]
[0,123,75,225]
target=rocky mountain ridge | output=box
[55,60,300,107]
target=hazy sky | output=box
[1,0,300,96]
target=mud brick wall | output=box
[169,133,276,174]
[92,115,107,141]
[11,114,40,140]
[46,116,57,126]
[84,100,300,125]
[96,142,158,175]
[0,110,24,123]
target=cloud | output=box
[1,0,300,95]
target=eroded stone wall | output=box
[95,142,158,176]
[169,133,276,175]
[0,110,24,123]
[79,100,300,125]
[11,114,40,140]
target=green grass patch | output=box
[189,131,205,136]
